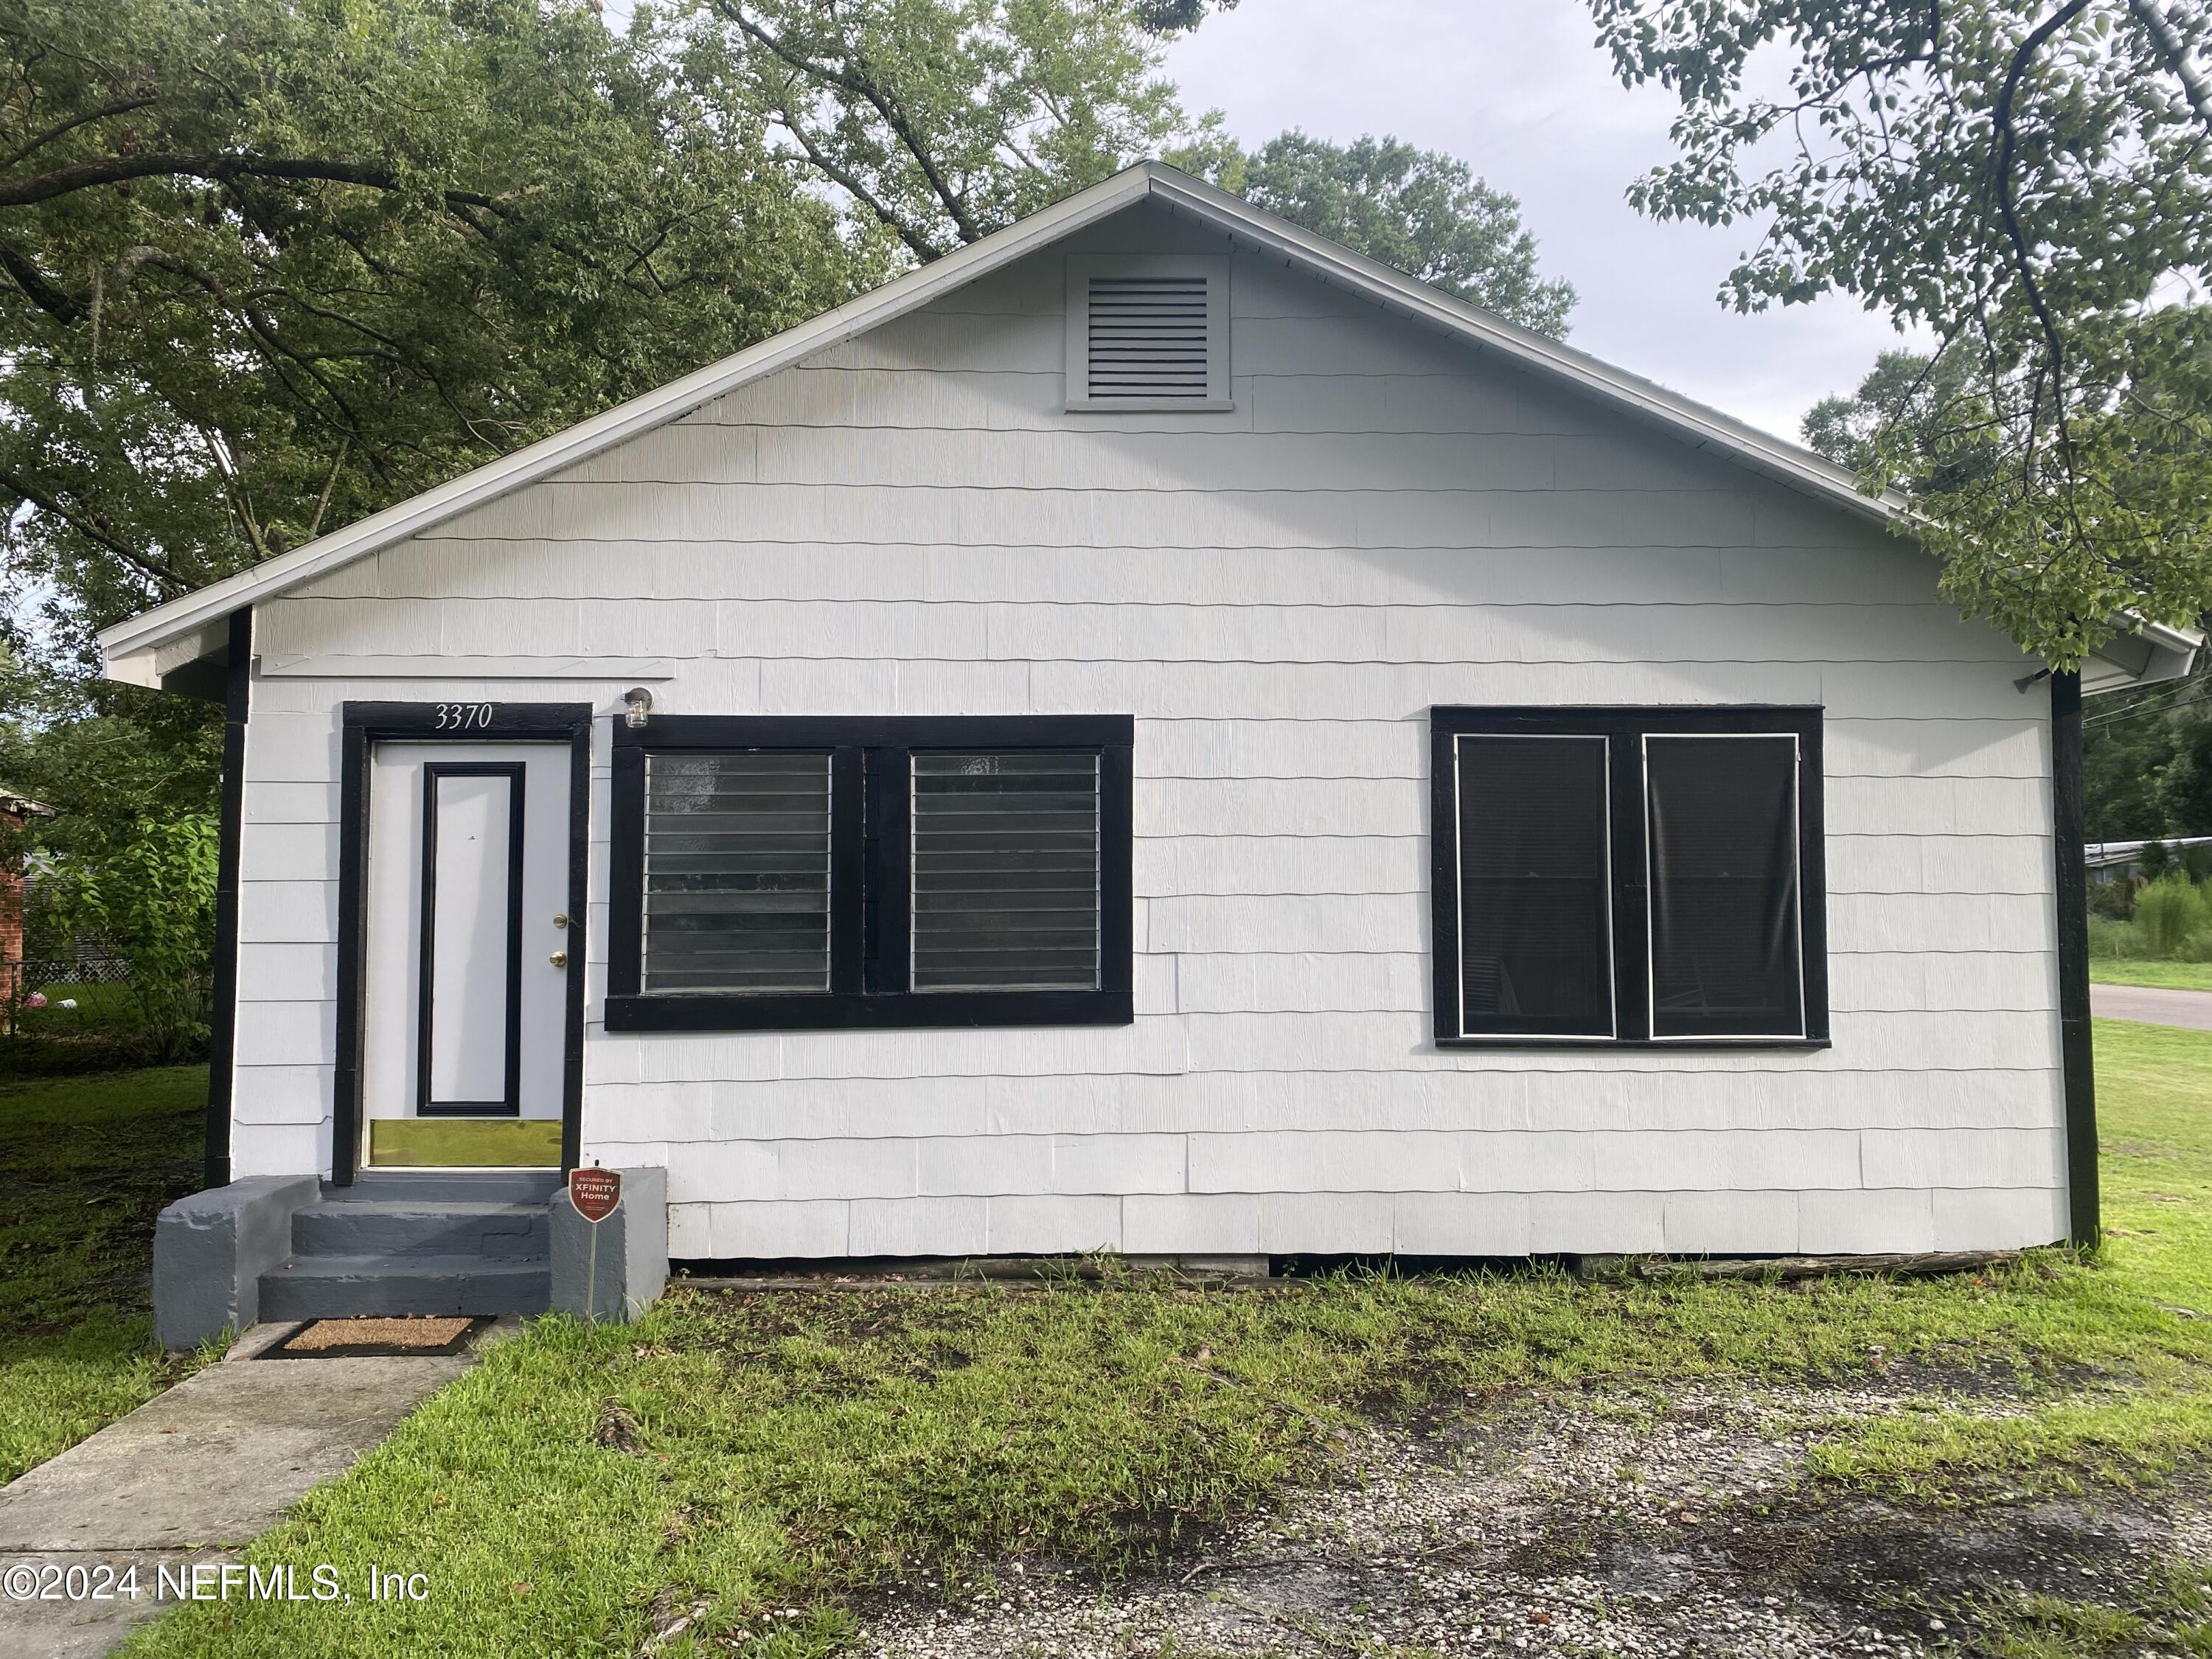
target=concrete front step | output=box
[258,1254,550,1319]
[293,1199,550,1260]
[336,1170,563,1204]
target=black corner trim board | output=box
[330,702,592,1189]
[608,714,1135,1032]
[203,607,254,1189]
[1428,705,1830,1051]
[2051,671,2099,1245]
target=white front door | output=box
[361,742,571,1166]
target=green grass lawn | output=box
[0,1065,211,1482]
[113,1020,2212,1659]
[2091,958,2212,992]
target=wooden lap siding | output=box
[226,201,2062,1258]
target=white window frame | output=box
[1064,254,1231,412]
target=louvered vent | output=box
[1084,274,1213,401]
[911,752,1101,992]
[641,752,832,995]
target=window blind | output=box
[911,752,1100,992]
[641,752,831,994]
[1645,735,1803,1038]
[1455,735,1613,1037]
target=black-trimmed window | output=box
[608,716,1133,1031]
[1430,707,1828,1048]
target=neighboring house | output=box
[0,790,55,1007]
[101,164,2202,1331]
[2084,838,2212,886]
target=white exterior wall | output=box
[229,201,2066,1258]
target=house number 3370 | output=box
[434,703,495,730]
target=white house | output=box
[106,164,2200,1328]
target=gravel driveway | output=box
[851,1374,2208,1658]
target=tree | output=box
[1803,347,1986,484]
[1589,0,2212,667]
[42,813,218,1063]
[0,0,874,671]
[685,0,1223,262]
[1228,132,1575,335]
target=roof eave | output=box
[95,159,1936,683]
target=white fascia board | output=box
[2082,615,2203,695]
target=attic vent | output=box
[1086,275,1210,400]
[1065,255,1229,411]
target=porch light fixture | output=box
[623,686,653,728]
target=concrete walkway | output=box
[2091,982,2212,1031]
[0,1326,476,1659]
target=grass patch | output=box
[1952,1558,2212,1658]
[2090,958,2212,992]
[1806,1018,2212,1498]
[120,1022,2212,1658]
[0,1064,210,1481]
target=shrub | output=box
[41,816,217,1065]
[2180,928,2212,964]
[2088,916,2146,959]
[2089,879,2136,920]
[2133,874,2212,958]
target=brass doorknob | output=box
[549,950,568,968]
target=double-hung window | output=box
[608,716,1133,1031]
[1430,706,1828,1047]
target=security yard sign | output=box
[570,1166,622,1223]
[568,1166,622,1322]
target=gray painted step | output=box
[292,1200,549,1261]
[333,1170,563,1203]
[259,1255,550,1320]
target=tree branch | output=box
[714,2,981,247]
[0,149,501,215]
[1990,1,2093,470]
[0,92,157,173]
[2126,0,2212,128]
[0,465,188,593]
[0,233,83,321]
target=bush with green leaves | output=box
[2090,915,2147,959]
[41,816,217,1065]
[2134,875,2212,960]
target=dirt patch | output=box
[849,1378,2211,1658]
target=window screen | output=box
[641,752,831,994]
[1645,735,1804,1039]
[911,753,1101,992]
[1454,736,1613,1037]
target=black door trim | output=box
[331,701,593,1187]
[415,762,526,1118]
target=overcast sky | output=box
[1163,0,1920,443]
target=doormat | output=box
[264,1315,487,1358]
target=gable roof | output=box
[94,159,2195,691]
